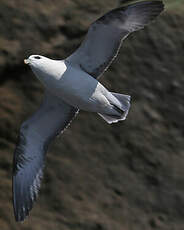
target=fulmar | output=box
[13,0,164,222]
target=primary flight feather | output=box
[13,0,164,222]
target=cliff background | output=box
[0,0,184,229]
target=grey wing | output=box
[66,0,164,79]
[13,92,78,222]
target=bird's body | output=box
[12,0,164,222]
[31,57,124,116]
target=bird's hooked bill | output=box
[24,59,29,64]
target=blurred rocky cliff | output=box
[0,0,184,229]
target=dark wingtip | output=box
[13,172,34,222]
[13,199,32,222]
[122,0,165,32]
[119,0,164,7]
[13,180,28,222]
[125,0,165,10]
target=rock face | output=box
[0,0,184,229]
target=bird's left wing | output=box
[13,92,78,222]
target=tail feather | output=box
[112,93,131,111]
[98,93,131,124]
[98,113,122,124]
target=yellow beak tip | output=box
[24,59,28,64]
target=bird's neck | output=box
[31,60,67,85]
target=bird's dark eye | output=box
[34,56,41,59]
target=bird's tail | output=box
[98,93,131,124]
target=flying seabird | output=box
[13,0,164,222]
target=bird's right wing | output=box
[66,0,164,79]
[13,92,78,222]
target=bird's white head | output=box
[24,55,66,82]
[24,55,50,67]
